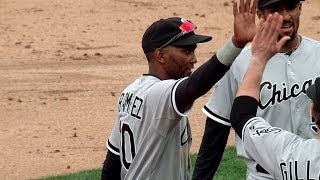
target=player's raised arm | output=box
[175,0,257,113]
[191,1,258,179]
[232,0,257,47]
[195,0,317,179]
[230,13,290,137]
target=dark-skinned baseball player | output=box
[101,0,258,179]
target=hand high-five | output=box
[233,0,257,48]
[235,13,290,100]
[251,13,290,63]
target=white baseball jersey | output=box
[107,75,193,180]
[242,117,320,179]
[203,36,320,179]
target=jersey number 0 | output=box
[121,123,136,169]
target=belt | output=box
[256,164,269,174]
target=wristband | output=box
[217,38,243,66]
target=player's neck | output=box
[148,65,168,80]
[280,35,301,55]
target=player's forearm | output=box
[175,57,229,112]
[230,96,259,136]
[236,13,288,100]
[236,56,266,101]
[192,117,231,180]
[217,38,243,66]
[176,39,243,113]
[231,56,266,136]
[101,150,121,180]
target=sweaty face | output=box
[258,2,302,41]
[162,44,197,79]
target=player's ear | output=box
[297,2,302,15]
[311,102,317,118]
[154,48,166,64]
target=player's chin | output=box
[279,33,295,42]
[280,29,297,40]
[185,69,193,76]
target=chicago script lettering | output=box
[259,80,313,109]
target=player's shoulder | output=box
[228,44,252,71]
[150,78,177,88]
[121,75,179,105]
[299,36,320,56]
[301,36,320,46]
[146,77,179,95]
[234,44,252,63]
[123,75,161,94]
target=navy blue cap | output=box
[142,17,212,54]
[307,77,320,111]
[258,0,304,9]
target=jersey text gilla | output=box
[280,160,320,180]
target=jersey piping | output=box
[172,77,189,117]
[202,105,231,126]
[107,139,120,156]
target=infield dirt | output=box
[1,0,320,179]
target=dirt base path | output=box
[1,0,319,179]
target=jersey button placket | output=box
[287,58,294,76]
[287,55,298,134]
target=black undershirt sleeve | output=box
[101,150,121,180]
[192,117,231,180]
[192,96,258,179]
[175,55,230,113]
[230,96,259,137]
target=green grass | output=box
[213,147,246,180]
[39,146,246,180]
[38,169,102,180]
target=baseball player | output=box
[101,0,257,179]
[230,13,320,179]
[193,0,320,179]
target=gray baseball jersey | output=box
[203,36,320,179]
[242,117,320,179]
[107,75,192,180]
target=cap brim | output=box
[307,84,316,100]
[258,0,281,9]
[307,77,320,101]
[171,34,212,46]
[258,0,305,9]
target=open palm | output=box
[233,0,257,47]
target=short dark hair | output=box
[307,77,320,129]
[313,103,320,128]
